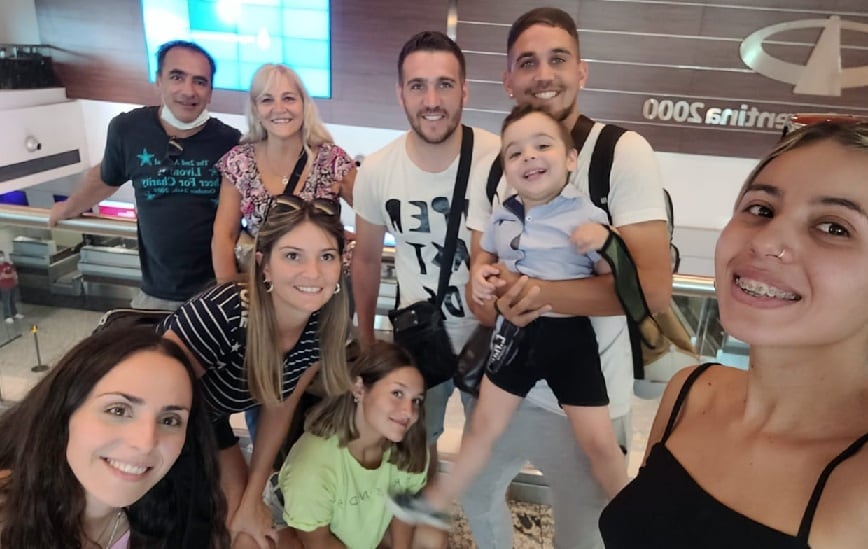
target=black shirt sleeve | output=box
[100,113,129,187]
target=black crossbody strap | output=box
[280,149,309,196]
[434,125,474,308]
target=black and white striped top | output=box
[160,282,320,419]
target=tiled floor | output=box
[0,304,662,548]
[447,499,556,548]
[0,303,104,401]
[438,387,658,548]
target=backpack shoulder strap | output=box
[585,123,641,380]
[570,114,596,153]
[486,154,503,204]
[588,123,627,222]
[662,188,681,272]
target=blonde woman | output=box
[212,63,356,283]
[162,196,351,548]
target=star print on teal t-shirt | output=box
[137,148,155,166]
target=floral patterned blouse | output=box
[216,142,354,236]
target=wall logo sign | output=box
[740,16,868,96]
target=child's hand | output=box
[471,263,502,305]
[571,223,610,254]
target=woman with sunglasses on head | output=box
[212,63,356,284]
[161,196,352,549]
[600,121,868,548]
[276,343,445,549]
[0,327,229,549]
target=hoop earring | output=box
[264,279,274,293]
[334,282,341,295]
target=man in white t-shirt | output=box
[352,31,500,477]
[462,8,673,549]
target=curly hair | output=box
[0,327,229,548]
[305,342,428,474]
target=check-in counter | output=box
[10,236,81,300]
[0,205,138,308]
[0,205,404,312]
[77,245,141,303]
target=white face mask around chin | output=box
[160,104,211,131]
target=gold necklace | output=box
[263,145,305,189]
[99,510,124,549]
[264,146,303,183]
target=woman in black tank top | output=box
[601,121,868,548]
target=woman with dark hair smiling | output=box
[0,327,228,548]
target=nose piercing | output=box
[771,249,785,259]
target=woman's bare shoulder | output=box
[812,442,868,547]
[663,363,745,407]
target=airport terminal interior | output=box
[1,0,865,547]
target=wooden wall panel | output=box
[35,0,448,132]
[32,0,868,158]
[458,0,868,158]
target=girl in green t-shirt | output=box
[277,343,445,548]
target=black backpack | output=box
[484,116,681,379]
[93,308,174,334]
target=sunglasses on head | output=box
[157,138,184,176]
[272,194,339,215]
[262,195,340,225]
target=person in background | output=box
[0,327,229,548]
[277,343,444,548]
[601,121,868,548]
[212,63,356,284]
[48,40,241,310]
[0,250,22,323]
[211,62,356,443]
[161,196,351,549]
[390,105,627,528]
[462,7,672,548]
[352,30,500,486]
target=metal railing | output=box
[0,204,136,238]
[0,204,721,506]
[0,204,718,297]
